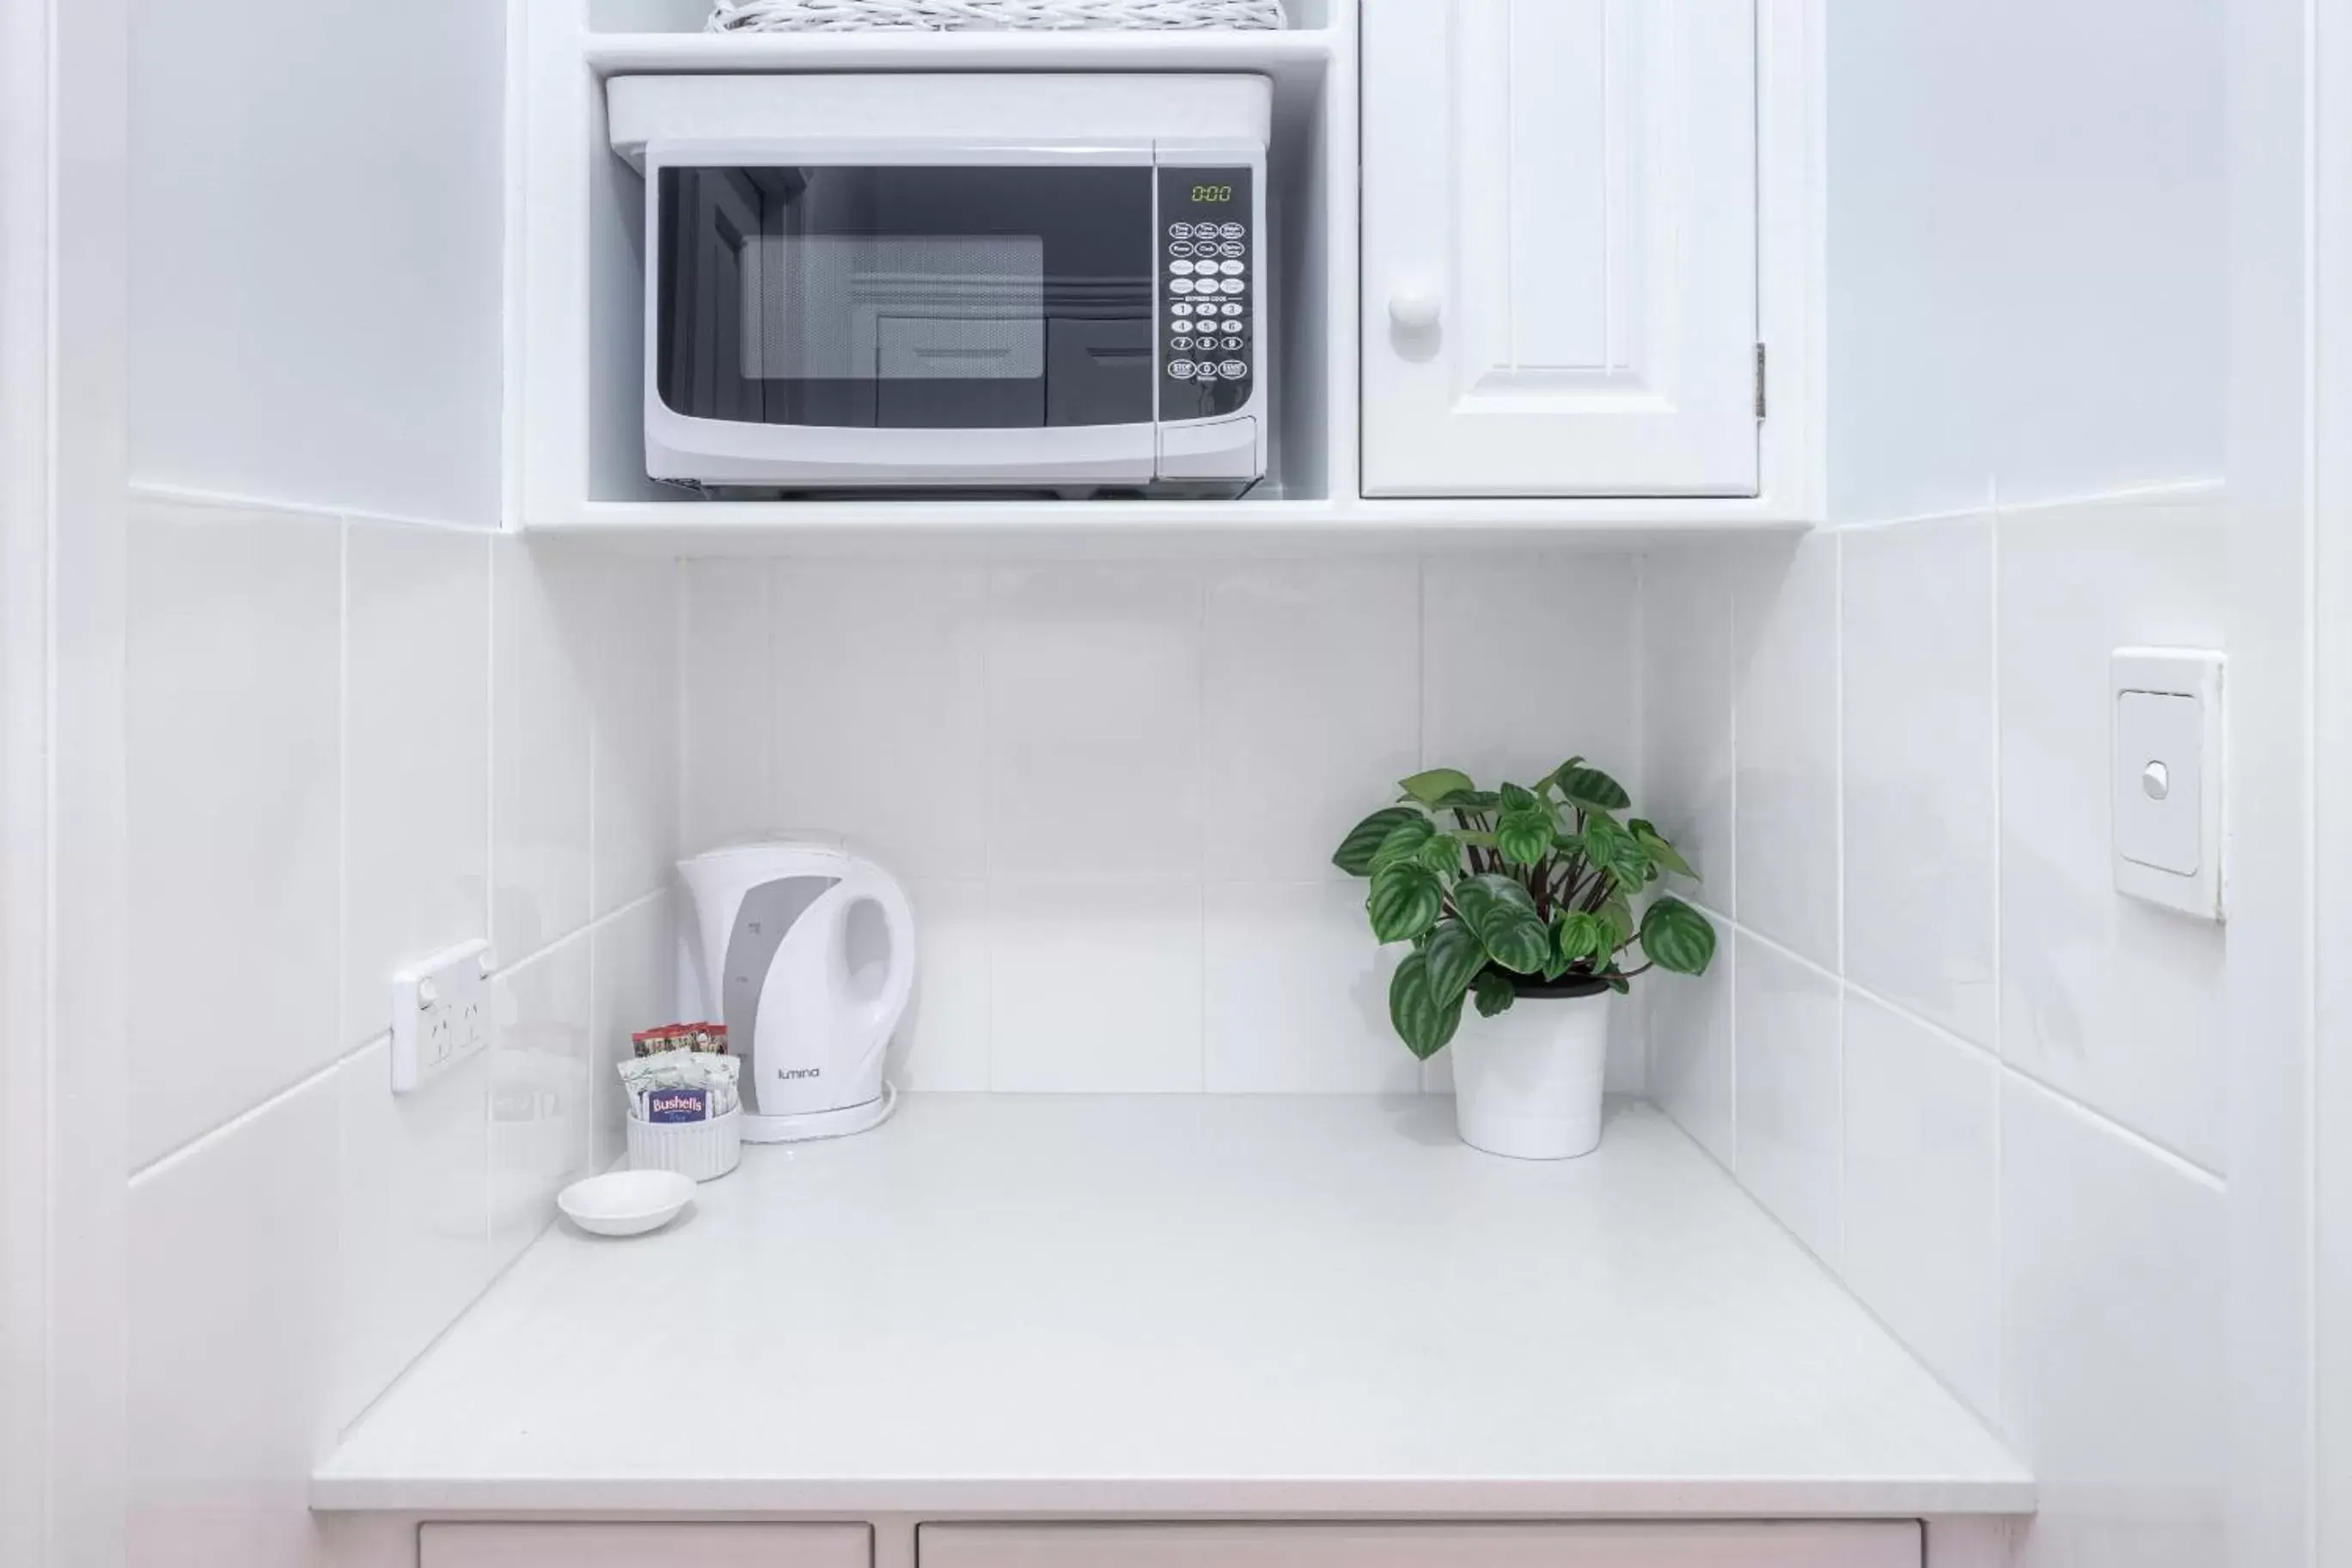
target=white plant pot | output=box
[1448,989,1611,1160]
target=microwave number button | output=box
[1171,302,1193,318]
[1219,302,1243,318]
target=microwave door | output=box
[649,162,1161,488]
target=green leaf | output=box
[1422,918,1488,1004]
[1390,951,1467,1060]
[1629,819,1696,880]
[1597,895,1636,955]
[1453,873,1553,974]
[1494,782,1559,866]
[1417,833,1466,876]
[1555,910,1604,966]
[1333,806,1423,876]
[1538,756,1586,795]
[1584,815,1652,890]
[1641,895,1718,976]
[1556,763,1632,812]
[1368,813,1437,871]
[1433,787,1504,813]
[1471,969,1517,1017]
[1367,863,1445,944]
[1399,768,1477,807]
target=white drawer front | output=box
[919,1523,1919,1568]
[423,1522,872,1568]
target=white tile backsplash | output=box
[1646,930,1735,1167]
[333,1036,491,1428]
[1639,548,1737,909]
[490,936,595,1270]
[1204,881,1419,1094]
[1732,932,1844,1263]
[1997,490,2227,1170]
[125,497,342,1170]
[1841,516,1998,1046]
[989,879,1205,1092]
[679,552,1650,1096]
[1841,989,2001,1419]
[492,538,593,962]
[1732,537,1842,967]
[1424,553,1638,792]
[590,894,675,1171]
[345,520,492,1047]
[1638,483,2230,1547]
[129,1074,339,1568]
[770,560,990,879]
[986,564,1206,882]
[1204,560,1421,882]
[2001,1077,2226,1568]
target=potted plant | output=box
[1333,760,1717,1160]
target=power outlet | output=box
[390,939,495,1094]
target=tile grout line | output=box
[131,479,500,537]
[130,1034,380,1189]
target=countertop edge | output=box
[308,1474,2039,1518]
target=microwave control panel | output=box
[1157,165,1255,422]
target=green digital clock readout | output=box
[1190,185,1237,204]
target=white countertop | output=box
[312,1095,2032,1518]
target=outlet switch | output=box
[2111,648,2224,920]
[390,938,494,1093]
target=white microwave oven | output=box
[606,74,1272,497]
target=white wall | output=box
[681,552,1646,1097]
[120,4,680,1565]
[1640,3,2232,1564]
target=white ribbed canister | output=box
[626,1106,743,1182]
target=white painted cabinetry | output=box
[421,1523,872,1568]
[1361,0,1763,498]
[921,1523,1920,1568]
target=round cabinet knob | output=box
[1389,287,1443,332]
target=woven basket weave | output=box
[709,0,1286,32]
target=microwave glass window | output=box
[657,165,1155,430]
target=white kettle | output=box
[676,839,916,1144]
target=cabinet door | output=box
[920,1523,1918,1568]
[422,1522,872,1568]
[1361,0,1761,498]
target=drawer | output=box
[422,1522,872,1568]
[918,1523,1921,1568]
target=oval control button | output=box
[1168,223,1193,239]
[1168,359,1197,380]
[1170,278,1195,295]
[1219,259,1244,277]
[1219,278,1245,295]
[1220,302,1243,317]
[1170,259,1194,276]
[1219,359,1249,379]
[1219,241,1244,258]
[1219,223,1245,239]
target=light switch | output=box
[2111,649,2224,920]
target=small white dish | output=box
[557,1169,696,1238]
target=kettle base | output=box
[738,1082,899,1145]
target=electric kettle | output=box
[675,838,916,1144]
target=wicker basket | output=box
[709,0,1286,32]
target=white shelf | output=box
[528,495,1809,556]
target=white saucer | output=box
[557,1169,696,1237]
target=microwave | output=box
[607,74,1272,497]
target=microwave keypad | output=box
[1158,168,1255,419]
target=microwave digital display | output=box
[1190,185,1237,204]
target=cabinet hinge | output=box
[1754,343,1768,420]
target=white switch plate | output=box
[2111,648,2224,920]
[390,938,494,1093]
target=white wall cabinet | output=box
[1361,0,1763,498]
[919,1523,1919,1568]
[421,1523,872,1568]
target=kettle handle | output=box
[826,872,918,1046]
